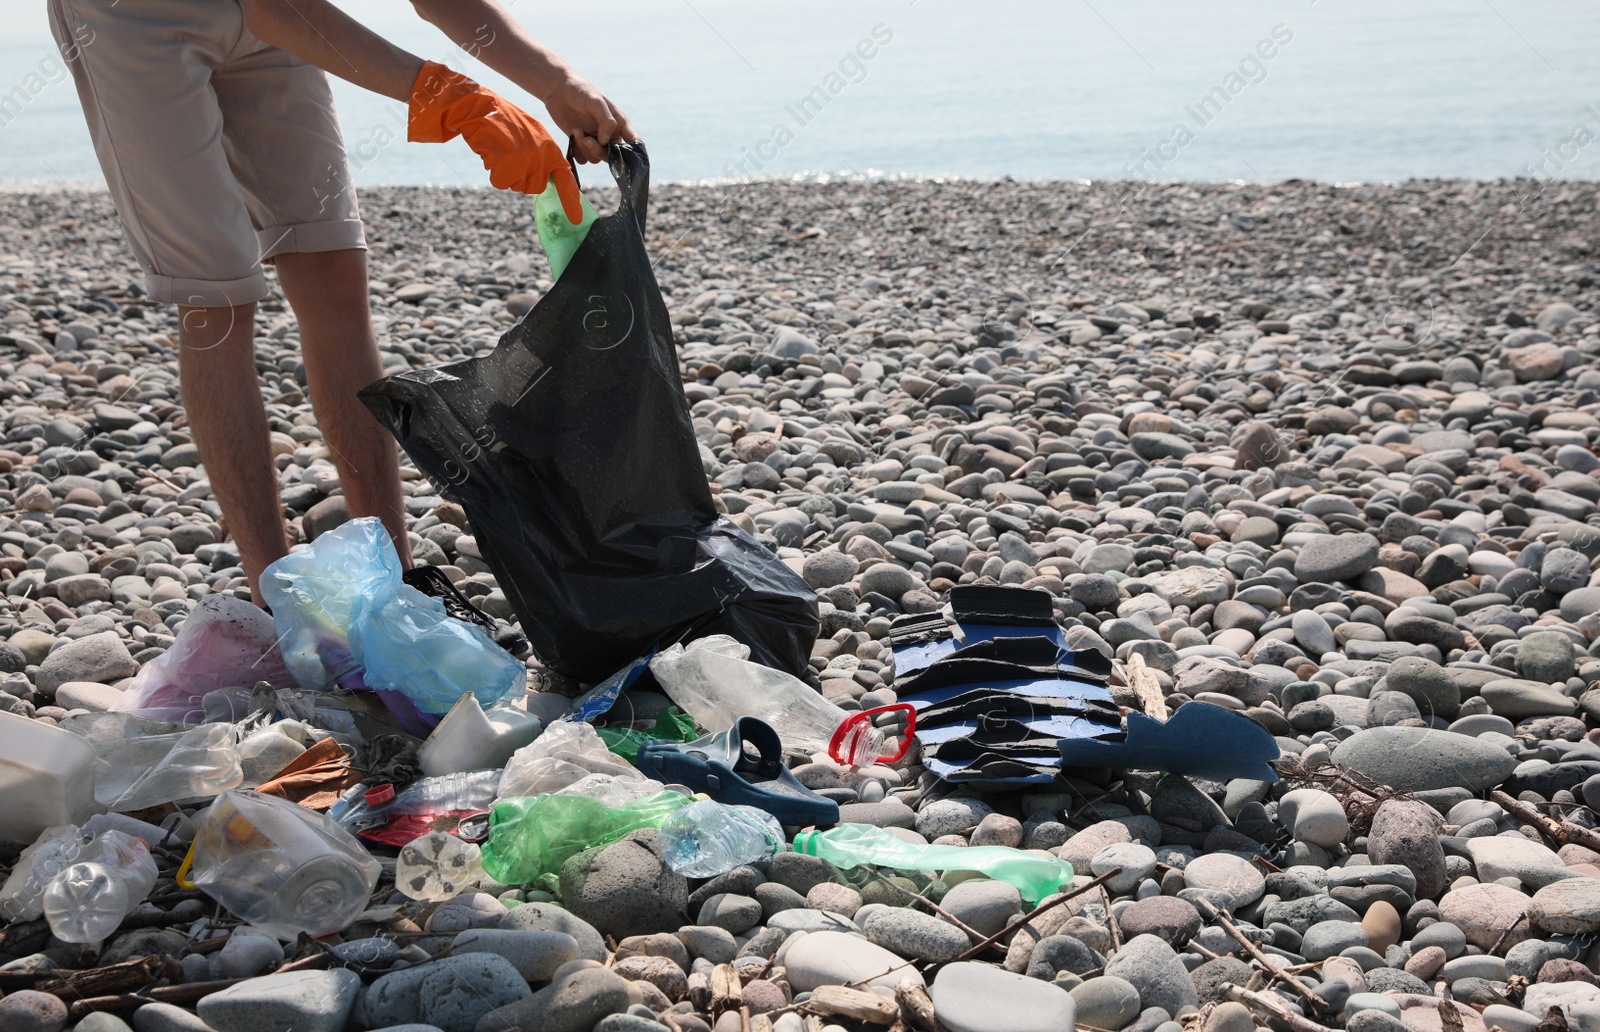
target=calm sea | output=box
[2,0,1599,187]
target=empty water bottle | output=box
[329,768,501,844]
[660,799,784,878]
[792,823,1075,902]
[395,831,485,901]
[41,830,159,943]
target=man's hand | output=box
[542,74,637,164]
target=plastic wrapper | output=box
[189,790,381,940]
[92,723,242,812]
[480,790,691,887]
[359,142,818,687]
[497,719,646,800]
[651,636,845,753]
[259,517,526,722]
[113,595,294,723]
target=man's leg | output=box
[176,302,289,601]
[273,248,413,567]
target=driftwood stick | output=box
[1492,790,1600,854]
[1195,899,1328,1012]
[1223,983,1341,1032]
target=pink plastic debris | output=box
[113,595,294,723]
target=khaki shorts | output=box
[47,0,365,307]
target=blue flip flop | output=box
[637,716,840,828]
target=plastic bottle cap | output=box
[364,784,396,806]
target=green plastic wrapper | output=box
[480,790,691,887]
[597,707,698,763]
[534,174,598,280]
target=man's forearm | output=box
[410,0,573,102]
[243,0,423,101]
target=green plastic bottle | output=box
[792,823,1075,903]
[480,790,690,887]
[534,174,598,281]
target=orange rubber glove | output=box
[408,60,583,223]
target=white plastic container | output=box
[418,693,542,777]
[0,711,96,843]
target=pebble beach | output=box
[1,174,1599,1032]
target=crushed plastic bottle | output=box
[660,799,783,878]
[792,823,1075,903]
[395,831,485,901]
[534,173,598,280]
[92,723,243,813]
[480,790,691,886]
[0,825,90,923]
[42,830,159,943]
[328,768,501,846]
[189,790,381,941]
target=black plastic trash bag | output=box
[359,142,818,687]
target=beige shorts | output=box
[47,0,365,307]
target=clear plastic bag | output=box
[260,517,526,719]
[497,720,645,800]
[92,723,242,812]
[113,595,295,723]
[189,789,381,940]
[650,636,846,752]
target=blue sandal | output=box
[637,716,840,828]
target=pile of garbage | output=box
[0,143,1286,1031]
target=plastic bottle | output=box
[649,637,852,753]
[480,790,691,886]
[188,790,381,940]
[660,799,783,878]
[328,769,502,841]
[792,823,1075,903]
[534,174,598,280]
[395,831,485,901]
[41,830,159,943]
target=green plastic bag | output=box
[480,790,691,887]
[534,174,598,280]
[597,707,698,763]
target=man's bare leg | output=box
[176,301,289,602]
[273,248,413,567]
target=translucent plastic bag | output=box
[113,595,295,723]
[93,723,242,812]
[497,720,644,800]
[260,517,526,720]
[189,790,381,940]
[480,790,691,886]
[650,636,846,753]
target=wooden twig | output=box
[879,881,987,942]
[1195,899,1327,1012]
[1492,790,1600,854]
[805,985,899,1025]
[1101,885,1123,953]
[69,953,332,1017]
[895,977,937,1032]
[1223,984,1340,1032]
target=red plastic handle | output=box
[828,703,917,766]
